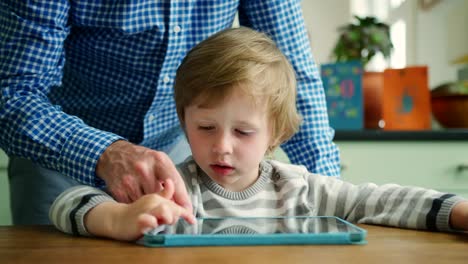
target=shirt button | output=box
[173,25,181,33]
[163,75,170,83]
[148,114,155,122]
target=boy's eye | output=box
[198,125,214,131]
[235,129,253,136]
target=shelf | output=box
[334,129,468,141]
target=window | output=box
[351,0,415,70]
[390,19,406,68]
[390,0,406,9]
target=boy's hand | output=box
[135,179,196,233]
[86,179,196,241]
[96,140,192,212]
[450,201,468,231]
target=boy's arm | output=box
[49,185,117,236]
[49,181,196,241]
[305,173,467,232]
[85,185,196,241]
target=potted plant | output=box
[332,15,393,68]
[330,16,394,129]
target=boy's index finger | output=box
[179,207,197,225]
[163,197,196,225]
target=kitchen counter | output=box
[0,225,467,264]
[334,129,468,141]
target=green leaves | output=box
[332,16,393,67]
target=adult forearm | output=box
[0,0,125,185]
[238,0,341,176]
[0,95,123,186]
[282,134,341,177]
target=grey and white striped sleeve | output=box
[307,173,466,232]
[49,185,116,236]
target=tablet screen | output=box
[146,216,362,236]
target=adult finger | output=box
[134,160,156,195]
[111,187,130,203]
[160,179,175,200]
[161,163,193,213]
[122,174,142,202]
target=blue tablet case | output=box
[141,216,367,247]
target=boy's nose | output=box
[212,133,233,155]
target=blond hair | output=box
[174,27,301,150]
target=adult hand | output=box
[96,140,192,211]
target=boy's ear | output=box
[268,138,281,153]
[272,134,282,147]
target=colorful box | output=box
[382,66,431,130]
[321,61,364,130]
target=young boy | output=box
[49,27,468,241]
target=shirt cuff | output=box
[436,196,467,232]
[74,194,117,237]
[58,125,124,187]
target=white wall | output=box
[301,1,351,65]
[416,0,467,87]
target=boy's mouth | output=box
[210,164,234,176]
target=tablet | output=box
[141,216,367,247]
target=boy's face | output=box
[184,89,273,192]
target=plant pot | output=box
[431,96,468,128]
[431,81,468,128]
[363,71,384,129]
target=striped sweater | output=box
[49,157,465,236]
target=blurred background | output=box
[303,0,466,87]
[302,0,467,131]
[1,0,467,226]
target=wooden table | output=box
[0,225,466,264]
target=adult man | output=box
[0,1,340,225]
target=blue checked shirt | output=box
[0,0,340,187]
